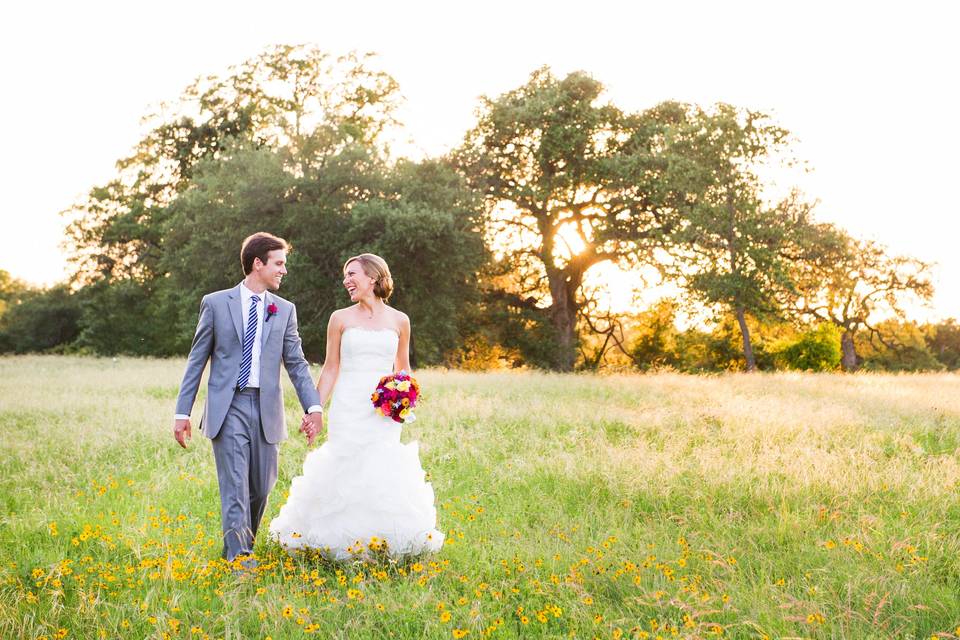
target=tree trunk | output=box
[548,273,579,372]
[840,330,859,371]
[735,306,756,372]
[408,330,418,370]
[538,218,586,372]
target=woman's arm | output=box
[315,311,344,405]
[395,313,412,373]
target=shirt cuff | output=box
[174,414,190,420]
[306,405,323,414]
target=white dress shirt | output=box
[239,282,265,389]
[174,282,321,419]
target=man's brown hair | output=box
[240,232,289,275]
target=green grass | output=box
[2,356,960,639]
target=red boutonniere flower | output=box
[265,303,279,322]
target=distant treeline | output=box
[0,45,945,372]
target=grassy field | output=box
[2,356,960,639]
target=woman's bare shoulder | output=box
[387,307,410,333]
[387,306,409,322]
[328,307,354,329]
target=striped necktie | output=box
[237,294,260,390]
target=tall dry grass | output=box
[1,356,959,639]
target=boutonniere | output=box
[265,303,279,323]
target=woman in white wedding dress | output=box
[268,253,443,559]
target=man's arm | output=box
[282,304,323,413]
[173,296,215,447]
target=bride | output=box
[268,253,443,559]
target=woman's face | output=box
[343,260,376,302]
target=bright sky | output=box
[1,0,957,319]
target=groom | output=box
[173,232,324,563]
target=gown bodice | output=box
[338,327,399,375]
[327,328,401,448]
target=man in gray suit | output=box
[173,232,324,563]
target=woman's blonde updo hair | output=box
[344,253,394,301]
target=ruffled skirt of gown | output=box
[269,365,443,560]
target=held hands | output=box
[300,412,324,446]
[174,418,192,448]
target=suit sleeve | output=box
[175,295,214,416]
[282,303,322,411]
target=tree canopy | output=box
[1,49,941,373]
[455,69,693,370]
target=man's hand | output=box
[299,412,324,446]
[174,418,192,448]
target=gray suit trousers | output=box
[211,388,278,561]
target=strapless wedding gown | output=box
[269,328,443,559]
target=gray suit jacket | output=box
[175,284,321,444]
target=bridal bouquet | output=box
[371,371,420,424]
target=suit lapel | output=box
[227,284,244,345]
[261,292,276,347]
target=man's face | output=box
[254,249,288,291]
